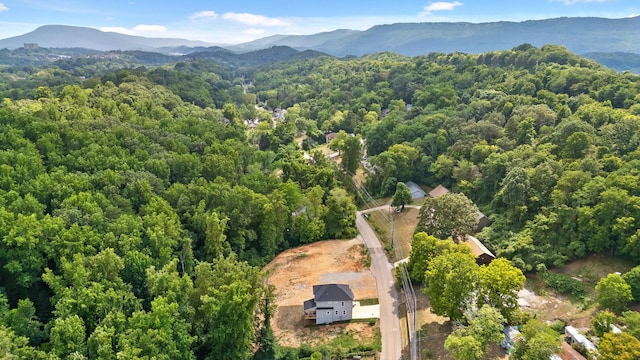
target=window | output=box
[335,311,338,315]
[341,301,344,306]
[343,311,346,315]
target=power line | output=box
[357,181,417,360]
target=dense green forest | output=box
[1,43,640,358]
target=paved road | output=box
[356,211,403,360]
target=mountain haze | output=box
[232,16,640,56]
[0,25,211,51]
[0,16,639,58]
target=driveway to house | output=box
[351,301,380,320]
[356,211,403,360]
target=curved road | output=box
[356,211,403,360]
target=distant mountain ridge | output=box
[0,25,211,51]
[1,17,639,58]
[230,16,640,56]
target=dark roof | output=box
[304,298,316,311]
[313,284,354,302]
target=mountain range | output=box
[0,16,639,58]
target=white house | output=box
[565,326,597,358]
[304,284,354,325]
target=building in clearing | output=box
[405,181,426,200]
[304,284,354,325]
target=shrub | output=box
[542,272,586,298]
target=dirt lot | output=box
[263,239,379,348]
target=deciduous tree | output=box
[425,251,479,321]
[416,192,479,241]
[595,273,632,313]
[391,182,413,210]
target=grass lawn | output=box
[364,205,419,262]
[538,254,635,300]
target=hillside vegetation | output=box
[0,43,639,359]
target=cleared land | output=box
[263,239,379,348]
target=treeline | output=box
[0,66,358,358]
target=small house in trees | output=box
[559,341,587,360]
[304,284,354,325]
[477,211,491,231]
[325,132,338,144]
[429,184,450,198]
[500,326,522,354]
[405,181,426,200]
[464,235,495,265]
[564,326,597,356]
[429,184,492,232]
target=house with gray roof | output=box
[304,284,354,324]
[405,181,426,200]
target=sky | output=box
[0,0,639,44]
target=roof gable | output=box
[313,284,354,302]
[465,235,495,259]
[429,185,450,198]
[405,181,426,200]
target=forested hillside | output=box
[252,44,640,271]
[0,57,358,358]
[1,43,639,358]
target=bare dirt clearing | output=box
[263,239,379,348]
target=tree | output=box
[329,131,362,174]
[253,284,278,360]
[512,319,561,360]
[444,333,483,360]
[391,182,413,210]
[497,166,530,223]
[49,315,87,359]
[598,332,640,360]
[622,265,640,301]
[192,256,263,360]
[416,192,479,241]
[478,258,525,322]
[466,305,506,349]
[595,273,633,313]
[407,232,466,283]
[425,251,479,321]
[621,311,640,339]
[592,310,617,338]
[118,297,195,360]
[324,187,358,239]
[444,305,505,360]
[562,131,592,159]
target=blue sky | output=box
[0,0,639,44]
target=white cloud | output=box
[0,3,9,12]
[244,28,265,35]
[132,24,167,33]
[421,1,463,16]
[552,0,609,4]
[100,24,167,37]
[190,11,218,20]
[222,12,289,27]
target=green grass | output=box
[364,207,420,262]
[314,326,382,354]
[358,298,380,306]
[553,254,634,296]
